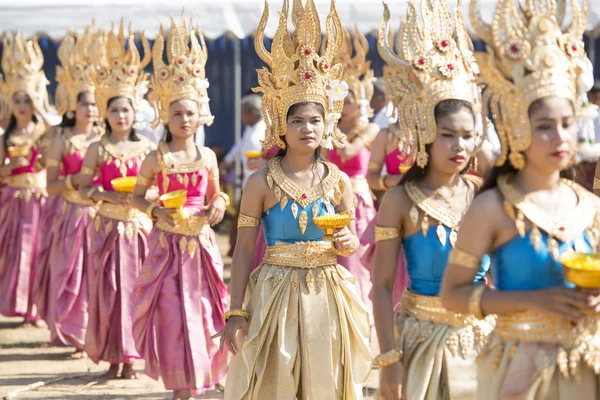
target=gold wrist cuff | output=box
[223,309,250,322]
[448,247,481,269]
[80,166,95,175]
[238,213,260,228]
[594,176,600,190]
[146,203,158,220]
[210,191,231,208]
[468,285,487,320]
[375,226,401,242]
[374,348,402,367]
[65,174,75,191]
[46,158,60,168]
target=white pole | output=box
[233,37,242,202]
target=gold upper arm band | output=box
[448,247,481,269]
[375,226,401,242]
[209,173,220,180]
[80,166,95,175]
[339,207,356,220]
[594,176,600,190]
[46,158,60,168]
[238,213,260,228]
[136,174,153,186]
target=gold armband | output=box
[223,309,250,322]
[146,203,158,220]
[339,207,356,220]
[375,226,400,242]
[136,174,152,186]
[80,166,95,175]
[209,173,220,180]
[367,161,381,173]
[374,349,402,367]
[594,176,600,190]
[238,213,260,228]
[448,248,481,269]
[65,174,75,191]
[468,285,487,320]
[46,158,60,168]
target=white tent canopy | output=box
[1,0,600,40]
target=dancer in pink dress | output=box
[79,22,154,379]
[0,33,52,325]
[36,28,103,357]
[326,28,379,316]
[132,18,228,400]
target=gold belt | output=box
[494,312,581,345]
[263,241,337,269]
[156,215,210,236]
[63,190,95,206]
[8,172,46,189]
[98,202,148,222]
[398,290,478,327]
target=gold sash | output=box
[263,241,337,269]
[398,290,478,327]
[97,203,147,222]
[63,190,95,206]
[156,215,210,236]
[8,172,46,189]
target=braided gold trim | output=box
[468,285,487,320]
[448,247,480,269]
[238,213,260,228]
[223,309,249,322]
[375,226,400,242]
[374,349,402,367]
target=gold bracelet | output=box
[223,309,250,322]
[333,236,359,257]
[468,285,487,320]
[594,176,600,190]
[210,191,231,208]
[368,161,381,172]
[46,158,60,168]
[146,203,158,220]
[209,173,220,180]
[374,348,402,367]
[448,248,481,269]
[339,207,356,220]
[80,166,95,175]
[137,174,152,186]
[65,174,75,191]
[375,226,400,242]
[238,213,260,228]
[86,186,104,201]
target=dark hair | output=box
[276,101,326,159]
[164,124,173,143]
[3,114,38,150]
[399,99,475,184]
[104,96,139,142]
[59,92,96,128]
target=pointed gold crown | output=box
[378,0,481,168]
[253,0,348,150]
[94,20,151,118]
[55,24,103,116]
[335,28,375,121]
[0,32,50,120]
[150,15,213,128]
[471,0,589,169]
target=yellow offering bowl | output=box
[159,190,188,219]
[7,146,30,158]
[399,165,412,174]
[313,214,352,241]
[111,177,137,193]
[561,252,600,289]
[245,150,262,159]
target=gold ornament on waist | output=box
[375,226,400,242]
[398,290,478,327]
[253,0,347,150]
[156,214,210,236]
[263,241,337,269]
[98,202,148,222]
[63,190,95,206]
[150,15,214,128]
[378,0,482,168]
[470,0,588,169]
[238,213,260,228]
[8,172,46,189]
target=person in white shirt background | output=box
[219,94,266,188]
[370,78,393,130]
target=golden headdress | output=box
[55,24,103,117]
[0,32,50,120]
[253,0,348,150]
[94,20,151,118]
[471,0,590,169]
[150,16,213,128]
[335,27,375,122]
[378,0,481,168]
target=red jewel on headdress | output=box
[160,71,166,76]
[304,48,311,56]
[130,69,135,74]
[115,76,121,81]
[440,40,449,48]
[178,59,184,64]
[304,72,312,80]
[447,64,454,70]
[510,44,520,53]
[323,64,330,70]
[418,59,425,65]
[571,45,578,52]
[301,193,307,199]
[559,226,565,232]
[179,76,185,82]
[114,60,119,65]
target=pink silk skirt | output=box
[133,226,228,392]
[0,187,45,321]
[84,213,149,364]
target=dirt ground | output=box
[0,232,380,399]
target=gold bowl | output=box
[111,177,137,193]
[7,146,30,158]
[561,252,600,289]
[159,190,188,209]
[245,150,262,159]
[313,214,352,241]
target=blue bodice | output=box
[403,226,490,296]
[262,198,333,246]
[490,230,592,291]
